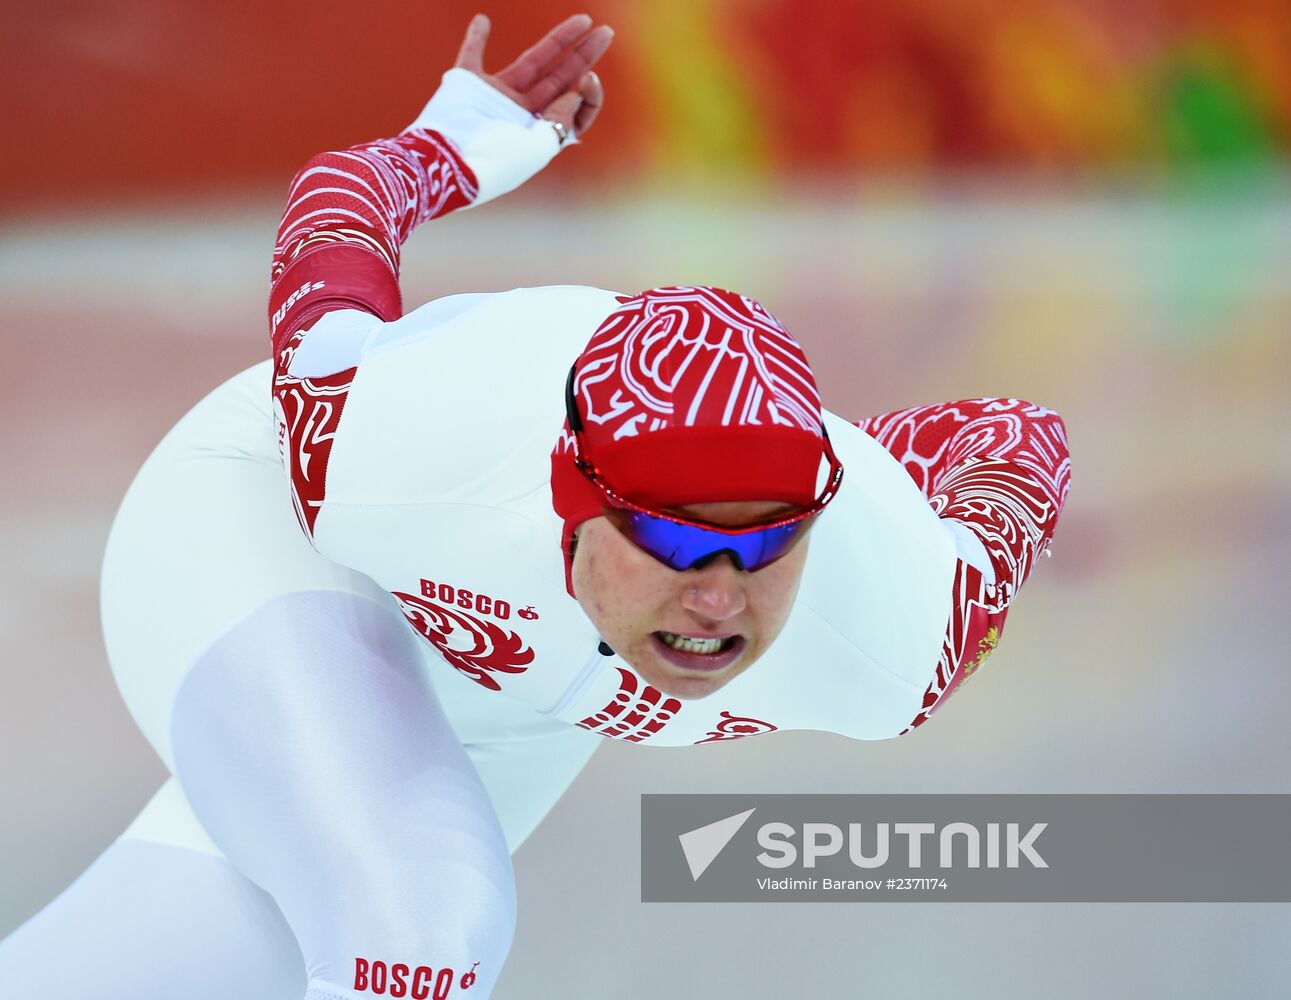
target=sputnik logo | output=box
[678,808,756,881]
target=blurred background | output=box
[2,0,1289,997]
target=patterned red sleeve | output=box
[854,399,1071,731]
[268,130,477,543]
[268,129,478,361]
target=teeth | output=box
[659,631,727,655]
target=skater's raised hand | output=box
[454,12,612,138]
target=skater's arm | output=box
[854,399,1071,728]
[267,128,477,359]
[268,14,612,541]
[267,12,613,362]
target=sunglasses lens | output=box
[622,512,810,572]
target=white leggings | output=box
[0,362,601,998]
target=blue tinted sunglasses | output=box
[564,365,844,572]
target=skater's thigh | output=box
[169,589,516,996]
[0,831,304,1000]
[100,362,394,771]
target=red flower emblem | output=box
[694,711,778,744]
[393,592,534,691]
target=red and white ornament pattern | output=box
[576,668,682,742]
[563,285,823,449]
[694,711,779,744]
[272,327,355,539]
[392,592,534,692]
[269,129,477,355]
[855,398,1070,727]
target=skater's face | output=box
[570,501,812,699]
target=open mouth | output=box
[651,631,745,673]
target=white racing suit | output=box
[0,69,1070,999]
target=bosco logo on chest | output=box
[418,578,539,622]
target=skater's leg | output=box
[171,590,516,999]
